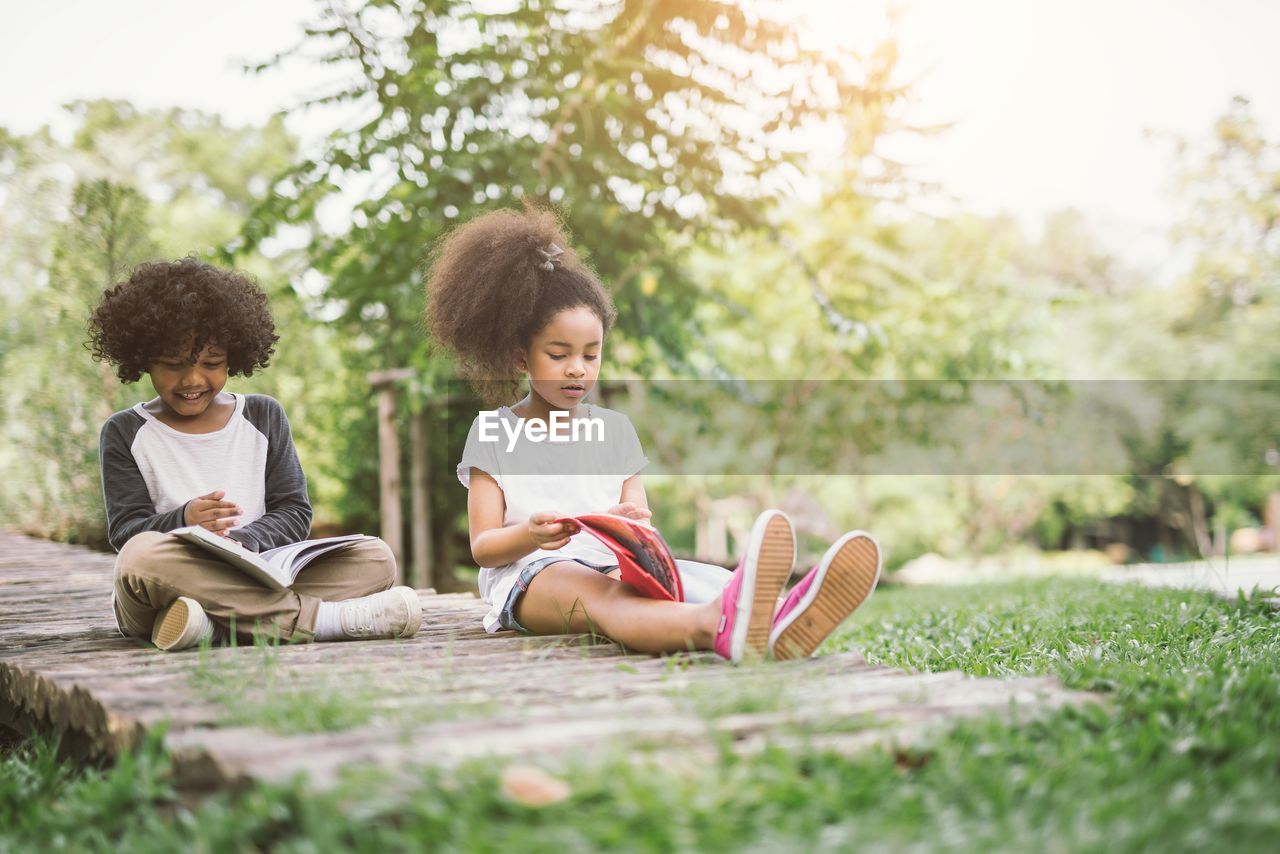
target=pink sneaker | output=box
[712,510,795,662]
[768,531,881,661]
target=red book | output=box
[555,514,685,602]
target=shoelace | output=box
[343,601,379,636]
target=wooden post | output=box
[694,494,729,564]
[368,369,416,585]
[410,411,433,590]
[376,387,403,583]
[1266,491,1280,551]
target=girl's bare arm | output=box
[606,474,653,523]
[467,468,572,567]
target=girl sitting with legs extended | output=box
[426,206,879,660]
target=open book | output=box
[556,514,684,602]
[173,525,375,592]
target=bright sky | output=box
[2,0,1277,277]
[811,0,1280,264]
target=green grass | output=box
[189,632,498,734]
[4,578,1279,852]
[189,633,379,734]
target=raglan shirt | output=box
[99,393,312,553]
[456,404,649,631]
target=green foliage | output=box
[629,173,1056,556]
[244,0,903,364]
[189,634,379,733]
[0,731,176,849]
[63,99,296,224]
[0,179,155,543]
[187,630,500,734]
[54,180,156,284]
[1151,97,1280,540]
[1084,98,1280,553]
[1169,96,1280,350]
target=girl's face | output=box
[147,340,229,421]
[517,306,604,410]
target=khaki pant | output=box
[112,531,396,642]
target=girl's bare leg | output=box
[514,561,722,654]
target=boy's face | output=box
[518,306,603,410]
[147,340,229,420]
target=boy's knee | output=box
[375,539,397,587]
[115,530,173,579]
[353,537,397,587]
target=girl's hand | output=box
[605,502,653,525]
[528,511,573,550]
[185,490,243,537]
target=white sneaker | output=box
[152,596,215,651]
[339,587,422,640]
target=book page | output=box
[260,534,375,584]
[172,526,291,590]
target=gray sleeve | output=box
[228,395,313,552]
[100,411,188,552]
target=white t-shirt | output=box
[456,404,648,631]
[129,394,269,527]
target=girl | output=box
[427,207,880,660]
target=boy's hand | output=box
[185,490,243,537]
[605,502,653,525]
[528,511,573,551]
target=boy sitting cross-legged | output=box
[89,257,421,650]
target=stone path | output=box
[0,532,1096,791]
[895,550,1280,608]
[1102,556,1280,607]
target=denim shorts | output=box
[497,556,615,634]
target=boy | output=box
[89,257,421,650]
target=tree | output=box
[0,180,157,542]
[1169,95,1280,350]
[991,101,1280,561]
[1164,97,1280,552]
[242,0,906,359]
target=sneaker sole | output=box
[768,532,881,661]
[396,587,424,639]
[152,597,209,651]
[731,510,796,662]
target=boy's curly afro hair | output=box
[424,205,616,405]
[88,257,278,383]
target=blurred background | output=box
[2,0,1277,590]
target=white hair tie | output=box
[536,242,564,271]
